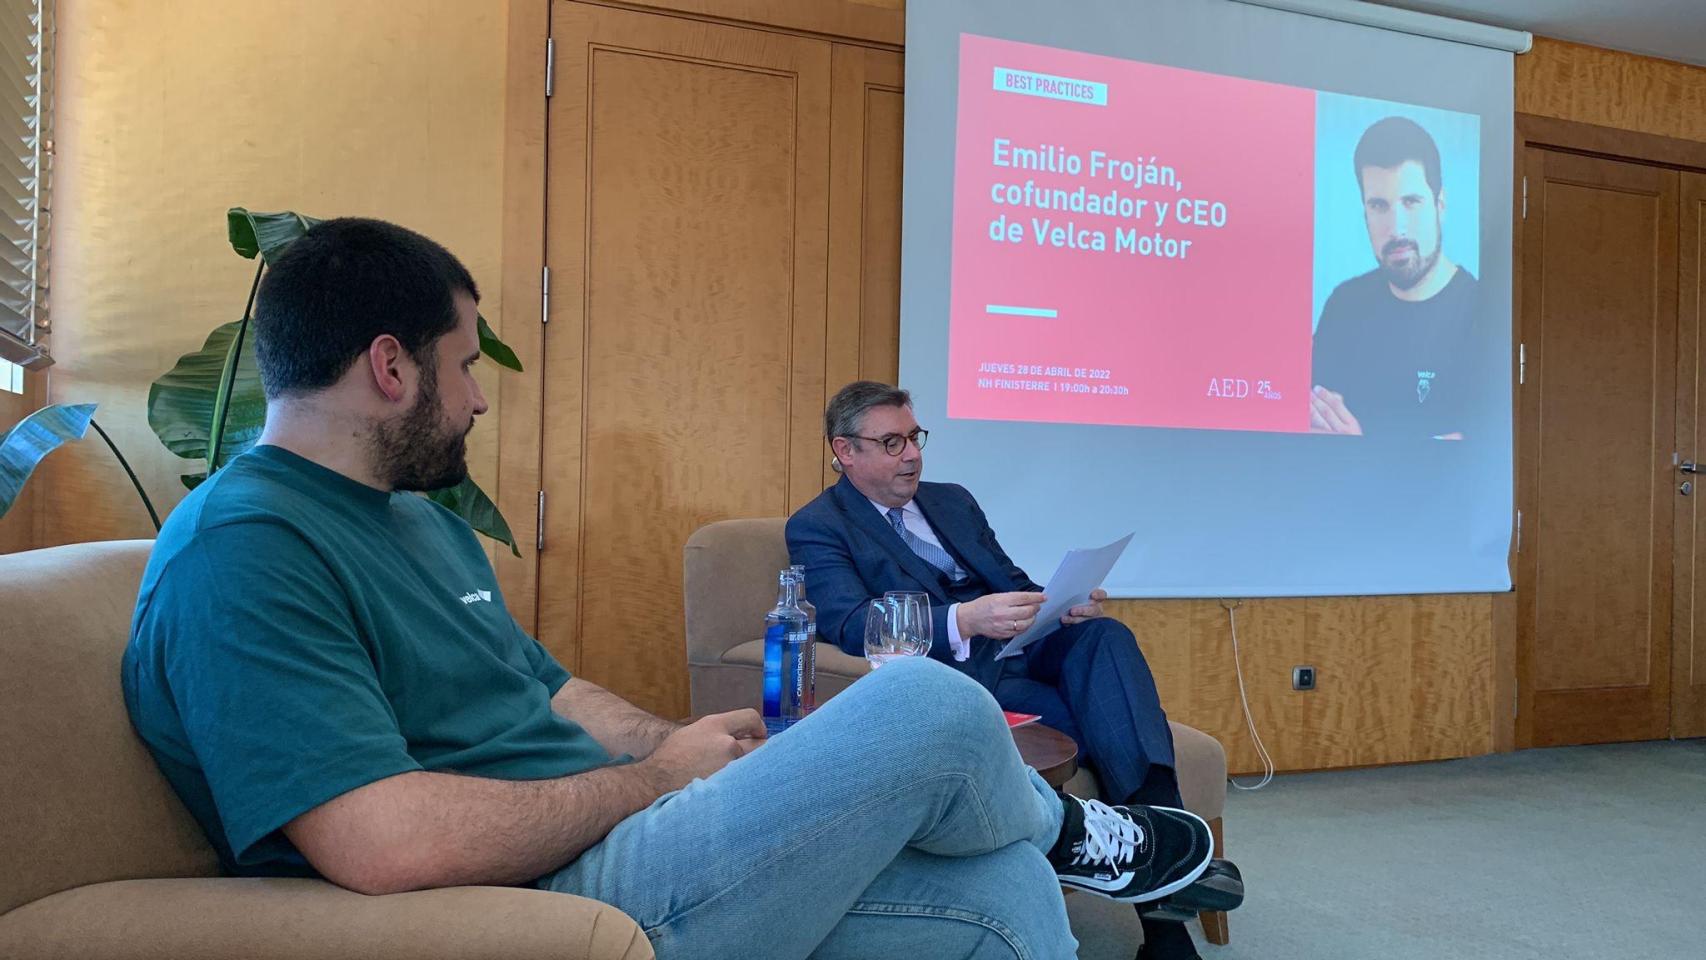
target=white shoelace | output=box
[1071,798,1143,870]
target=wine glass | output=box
[883,591,933,656]
[864,596,931,668]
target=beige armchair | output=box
[0,540,651,960]
[684,518,1231,945]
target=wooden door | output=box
[1516,147,1680,748]
[539,2,831,715]
[825,46,904,389]
[824,44,903,485]
[1673,170,1706,739]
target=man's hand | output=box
[1061,588,1107,625]
[957,591,1047,639]
[1309,385,1363,435]
[635,709,766,794]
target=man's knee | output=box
[858,658,1002,739]
[1057,617,1142,666]
[862,655,981,697]
[1059,618,1161,700]
[1077,616,1137,646]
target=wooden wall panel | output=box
[1413,594,1496,761]
[1517,37,1706,144]
[538,3,831,716]
[1122,596,1493,775]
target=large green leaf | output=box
[159,205,525,553]
[148,320,265,467]
[228,208,321,263]
[477,314,522,372]
[0,403,96,519]
[424,475,520,557]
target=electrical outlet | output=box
[1292,665,1316,691]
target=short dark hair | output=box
[1352,116,1442,199]
[252,217,480,400]
[825,380,911,441]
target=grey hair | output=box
[825,380,912,444]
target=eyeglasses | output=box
[844,428,929,457]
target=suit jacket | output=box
[786,475,1042,690]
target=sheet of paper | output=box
[996,532,1135,660]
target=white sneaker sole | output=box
[1059,806,1215,904]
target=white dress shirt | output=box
[866,495,972,661]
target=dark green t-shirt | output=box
[123,445,612,876]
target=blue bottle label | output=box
[762,622,785,728]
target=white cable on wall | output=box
[1221,600,1276,791]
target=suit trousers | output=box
[982,617,1179,807]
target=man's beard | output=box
[373,362,471,492]
[1379,238,1441,290]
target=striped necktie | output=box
[887,507,966,581]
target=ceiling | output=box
[1368,0,1706,67]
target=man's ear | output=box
[830,436,853,466]
[367,335,408,404]
[1436,186,1447,222]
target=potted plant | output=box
[0,209,518,552]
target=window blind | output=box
[0,0,50,368]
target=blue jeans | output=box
[537,657,1077,959]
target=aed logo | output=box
[1206,377,1250,398]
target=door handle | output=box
[1683,461,1703,475]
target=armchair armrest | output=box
[1171,721,1227,822]
[0,877,651,960]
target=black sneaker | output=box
[1137,858,1245,922]
[1050,796,1214,903]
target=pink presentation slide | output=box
[948,34,1316,432]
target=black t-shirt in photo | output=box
[1311,266,1483,440]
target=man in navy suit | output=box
[788,381,1241,960]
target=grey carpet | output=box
[1067,739,1706,959]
